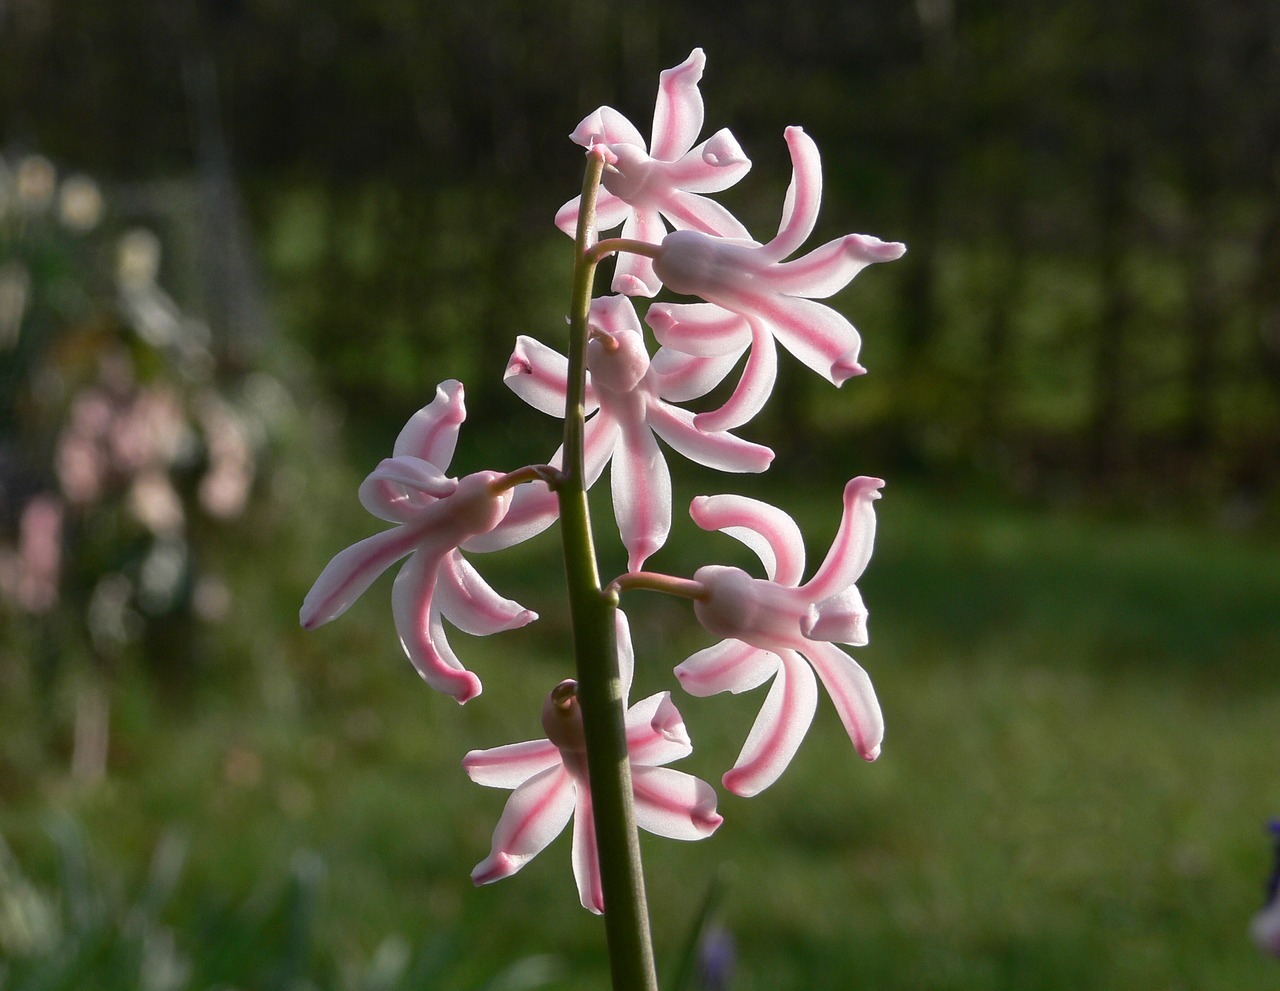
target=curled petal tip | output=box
[471,852,516,886]
[831,356,866,385]
[862,743,882,762]
[512,608,539,628]
[847,476,886,500]
[721,768,761,799]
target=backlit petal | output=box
[647,403,774,474]
[436,550,537,635]
[392,551,481,702]
[650,49,705,162]
[674,638,778,697]
[664,129,752,195]
[661,188,753,240]
[740,292,863,385]
[689,493,805,585]
[611,420,670,572]
[463,739,561,789]
[631,766,723,840]
[505,336,598,417]
[804,476,883,602]
[392,379,465,467]
[461,481,559,553]
[625,691,692,765]
[762,126,823,263]
[358,456,456,522]
[471,765,575,885]
[766,233,907,299]
[801,639,883,761]
[646,301,752,357]
[649,347,740,403]
[571,780,605,914]
[804,584,869,646]
[612,206,666,297]
[691,322,778,433]
[569,106,647,151]
[722,650,818,797]
[300,526,419,629]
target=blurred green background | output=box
[1,1,1278,989]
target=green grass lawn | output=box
[1,479,1276,990]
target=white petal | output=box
[471,764,575,885]
[674,639,778,697]
[392,379,465,468]
[650,48,705,162]
[649,347,741,403]
[766,233,907,299]
[461,480,559,553]
[690,322,778,433]
[689,492,805,584]
[504,336,596,417]
[391,551,482,702]
[612,206,665,298]
[615,608,636,701]
[569,106,647,151]
[300,526,418,629]
[625,691,691,765]
[804,476,883,602]
[570,778,605,914]
[435,550,537,635]
[610,419,670,572]
[722,650,818,797]
[801,639,883,761]
[761,126,823,263]
[358,456,455,522]
[631,766,722,840]
[647,403,774,474]
[463,739,561,788]
[646,301,752,357]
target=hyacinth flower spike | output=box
[465,611,722,913]
[300,380,546,703]
[503,294,774,571]
[665,477,885,797]
[646,126,907,432]
[556,48,753,298]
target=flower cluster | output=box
[302,49,904,910]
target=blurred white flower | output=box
[57,174,104,232]
[15,155,55,213]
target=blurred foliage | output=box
[1,0,1277,515]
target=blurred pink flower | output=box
[2,494,64,614]
[556,48,752,297]
[465,612,721,913]
[647,126,906,431]
[503,295,773,571]
[300,380,540,703]
[674,477,885,796]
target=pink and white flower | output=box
[299,380,542,703]
[503,294,774,571]
[674,477,885,796]
[465,612,722,913]
[646,126,906,432]
[556,48,753,297]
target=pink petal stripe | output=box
[660,188,753,240]
[738,291,863,385]
[689,493,806,585]
[762,126,823,263]
[613,206,665,297]
[391,552,482,702]
[463,739,561,788]
[357,457,455,523]
[664,129,752,196]
[611,419,671,572]
[461,480,559,553]
[392,379,465,467]
[647,403,775,474]
[650,48,705,162]
[801,639,884,761]
[570,777,605,914]
[674,638,778,697]
[471,764,574,885]
[625,691,692,765]
[582,413,622,489]
[649,347,740,403]
[569,106,646,152]
[804,476,884,602]
[631,766,723,840]
[722,650,818,797]
[646,301,752,357]
[767,233,907,299]
[804,584,869,646]
[556,187,631,238]
[505,336,596,417]
[691,322,778,433]
[435,550,537,635]
[300,525,420,629]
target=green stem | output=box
[559,148,659,991]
